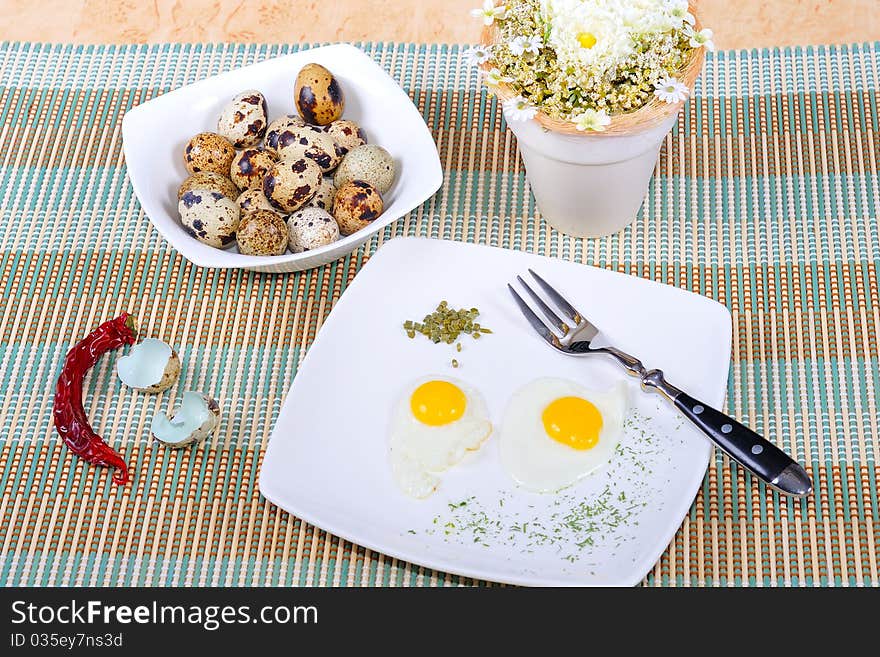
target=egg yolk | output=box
[577,32,597,49]
[411,380,467,426]
[542,396,603,450]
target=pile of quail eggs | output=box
[177,63,397,256]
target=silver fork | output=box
[508,269,812,498]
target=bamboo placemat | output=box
[0,41,877,587]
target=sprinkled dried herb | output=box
[407,408,680,568]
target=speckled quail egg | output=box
[295,63,344,126]
[237,188,280,217]
[334,144,396,193]
[236,210,288,256]
[287,207,340,253]
[262,157,322,213]
[178,189,240,249]
[230,147,278,191]
[276,125,340,173]
[333,180,384,236]
[322,119,367,157]
[178,171,239,201]
[217,90,268,148]
[184,132,236,176]
[264,114,306,158]
[306,177,336,211]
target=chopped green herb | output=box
[402,302,492,344]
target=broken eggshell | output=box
[151,391,221,449]
[117,338,181,393]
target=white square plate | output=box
[122,44,442,273]
[260,237,732,585]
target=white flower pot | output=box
[506,109,681,238]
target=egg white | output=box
[499,378,628,492]
[389,377,492,499]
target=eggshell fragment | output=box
[151,391,221,449]
[117,338,181,393]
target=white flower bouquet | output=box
[465,0,712,236]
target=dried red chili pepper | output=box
[53,312,137,485]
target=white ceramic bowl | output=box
[122,44,442,273]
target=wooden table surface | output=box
[0,0,877,49]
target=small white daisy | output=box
[688,27,715,51]
[510,35,543,57]
[509,36,528,56]
[470,1,507,26]
[665,0,695,26]
[571,108,611,132]
[462,44,493,67]
[653,76,689,104]
[503,95,538,121]
[484,67,513,86]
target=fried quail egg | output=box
[183,132,236,176]
[262,157,322,213]
[389,377,492,499]
[230,147,277,191]
[217,89,268,148]
[499,378,627,492]
[178,189,239,249]
[334,144,395,193]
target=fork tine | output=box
[516,275,571,335]
[507,284,559,346]
[527,268,583,324]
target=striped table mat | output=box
[0,41,877,587]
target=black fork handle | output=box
[641,370,812,497]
